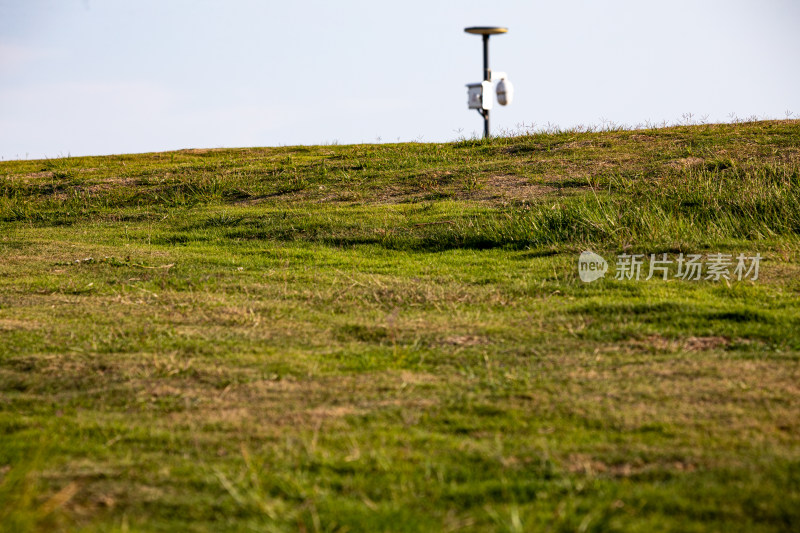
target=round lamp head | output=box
[464,26,508,35]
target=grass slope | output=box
[1,120,799,532]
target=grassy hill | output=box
[1,120,799,532]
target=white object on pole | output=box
[496,78,514,106]
[466,83,483,110]
[490,71,513,106]
[467,73,512,110]
[480,80,493,110]
[466,81,494,110]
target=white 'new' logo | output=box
[578,251,608,283]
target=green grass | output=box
[1,120,799,532]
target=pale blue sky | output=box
[1,0,798,159]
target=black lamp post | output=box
[464,26,508,138]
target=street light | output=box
[464,26,513,138]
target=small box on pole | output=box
[466,81,493,110]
